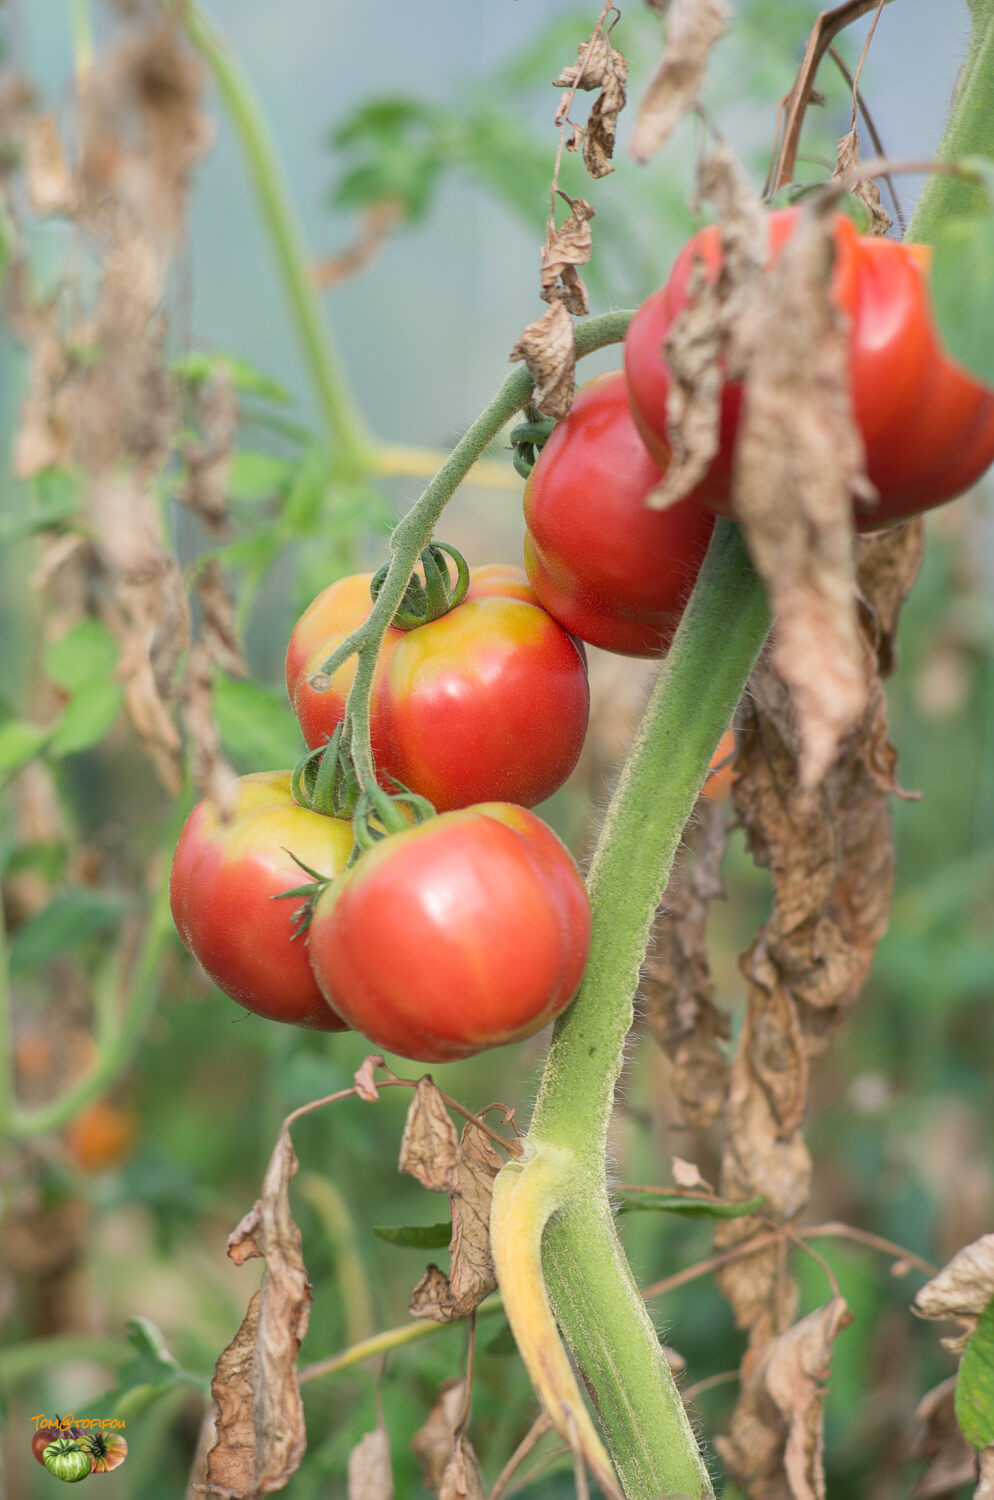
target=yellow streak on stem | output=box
[372,443,522,491]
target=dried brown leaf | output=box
[510,299,576,422]
[915,1234,994,1353]
[348,1425,394,1500]
[203,1127,311,1497]
[540,195,595,315]
[978,1448,994,1500]
[447,1122,501,1318]
[182,371,239,535]
[410,1263,455,1323]
[314,200,403,289]
[716,1298,853,1500]
[411,1379,466,1494]
[834,129,892,236]
[911,1378,979,1499]
[554,33,628,179]
[399,1078,459,1193]
[733,202,870,787]
[672,1156,712,1194]
[629,0,730,163]
[439,1437,486,1500]
[642,797,730,1127]
[25,115,75,216]
[647,143,765,511]
[354,1055,384,1102]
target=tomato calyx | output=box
[370,541,470,630]
[352,782,435,850]
[291,727,360,819]
[510,416,557,478]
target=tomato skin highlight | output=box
[169,771,352,1031]
[286,565,590,812]
[523,373,716,656]
[624,207,994,530]
[307,804,591,1062]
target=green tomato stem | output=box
[338,311,634,793]
[525,521,771,1498]
[178,1,375,474]
[906,2,994,242]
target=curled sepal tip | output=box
[351,782,435,853]
[292,726,360,819]
[370,541,470,630]
[490,1148,623,1500]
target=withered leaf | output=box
[915,1234,994,1354]
[439,1436,486,1500]
[354,1054,385,1102]
[554,33,628,180]
[647,143,765,511]
[717,1298,853,1500]
[642,796,730,1128]
[629,0,730,164]
[834,128,892,236]
[182,370,239,535]
[399,1078,459,1193]
[411,1378,466,1495]
[733,201,870,787]
[671,1156,712,1194]
[348,1425,394,1500]
[447,1122,501,1318]
[25,114,75,216]
[203,1127,311,1497]
[978,1447,994,1500]
[911,1378,979,1499]
[410,1263,455,1323]
[510,299,576,422]
[540,195,595,316]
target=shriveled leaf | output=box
[510,299,576,422]
[733,201,869,787]
[373,1222,452,1250]
[716,1298,853,1500]
[354,1054,384,1102]
[399,1078,459,1193]
[182,370,238,534]
[411,1378,466,1495]
[447,1122,501,1318]
[553,33,628,180]
[930,211,994,385]
[204,1127,311,1497]
[25,114,75,215]
[616,1190,764,1219]
[978,1447,994,1500]
[348,1425,394,1500]
[540,194,594,316]
[916,1235,994,1354]
[911,1378,980,1499]
[629,0,730,163]
[439,1436,486,1500]
[834,129,892,236]
[410,1264,455,1323]
[642,795,730,1127]
[672,1155,712,1193]
[957,1299,994,1449]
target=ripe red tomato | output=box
[286,564,590,812]
[170,771,352,1031]
[523,373,716,656]
[82,1432,128,1473]
[306,804,591,1062]
[625,207,994,530]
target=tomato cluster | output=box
[171,208,994,1062]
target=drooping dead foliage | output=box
[630,0,730,163]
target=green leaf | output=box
[229,451,293,500]
[615,1192,766,1220]
[372,1222,452,1249]
[0,720,51,780]
[44,619,119,691]
[214,675,303,773]
[956,1297,994,1448]
[49,678,123,758]
[485,1319,518,1355]
[8,889,136,975]
[83,1317,206,1424]
[930,212,994,384]
[173,350,292,405]
[282,450,332,534]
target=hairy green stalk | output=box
[526,522,770,1499]
[907,0,994,241]
[178,1,374,472]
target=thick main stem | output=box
[906,0,994,242]
[528,522,771,1498]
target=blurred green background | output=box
[1,1,991,1496]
